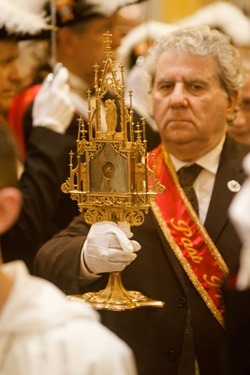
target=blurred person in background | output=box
[228,47,250,145]
[0,0,75,271]
[9,0,159,159]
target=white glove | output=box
[229,153,250,290]
[32,63,74,134]
[236,243,250,291]
[83,221,141,274]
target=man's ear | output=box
[0,188,22,235]
[228,90,239,110]
[226,90,239,124]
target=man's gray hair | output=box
[144,25,242,96]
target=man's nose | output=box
[169,83,188,107]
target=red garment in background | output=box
[8,84,42,158]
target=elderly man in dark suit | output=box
[34,25,250,375]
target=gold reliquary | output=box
[62,31,165,310]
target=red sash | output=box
[148,145,229,327]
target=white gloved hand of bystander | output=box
[229,153,250,290]
[82,221,141,274]
[236,243,250,291]
[32,63,74,134]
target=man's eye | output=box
[158,83,172,91]
[240,99,250,111]
[190,84,203,91]
[186,83,206,95]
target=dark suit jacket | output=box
[1,127,74,272]
[223,274,250,375]
[34,135,250,375]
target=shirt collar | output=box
[170,135,226,175]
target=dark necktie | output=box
[177,164,202,215]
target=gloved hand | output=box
[229,153,250,290]
[236,243,250,290]
[32,63,74,134]
[82,221,141,274]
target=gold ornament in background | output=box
[62,31,165,311]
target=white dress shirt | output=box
[170,136,225,224]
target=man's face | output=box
[152,50,238,161]
[228,72,250,144]
[65,16,120,85]
[0,41,22,115]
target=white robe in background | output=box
[0,261,137,375]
